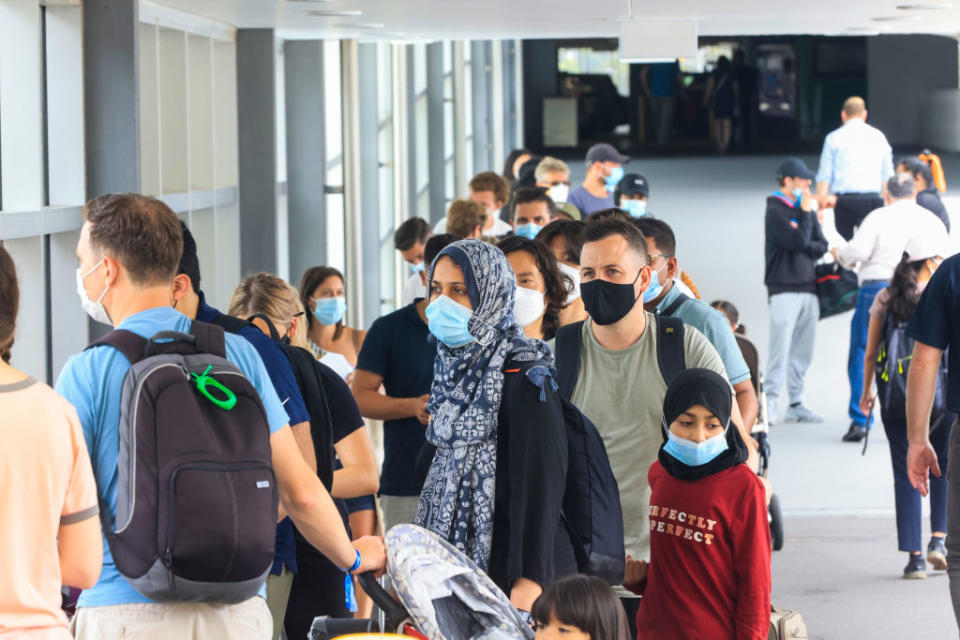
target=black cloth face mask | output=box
[580,268,643,326]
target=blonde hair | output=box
[228,272,308,349]
[446,199,487,238]
[535,156,570,183]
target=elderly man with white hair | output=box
[832,172,949,443]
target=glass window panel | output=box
[415,95,429,193]
[414,43,427,94]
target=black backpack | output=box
[88,322,278,603]
[553,317,686,584]
[210,313,338,491]
[500,356,625,585]
[876,313,949,426]
[555,316,687,398]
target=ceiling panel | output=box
[147,0,960,40]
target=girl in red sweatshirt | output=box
[629,368,771,640]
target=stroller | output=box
[735,333,785,552]
[310,524,534,640]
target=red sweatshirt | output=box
[633,462,771,640]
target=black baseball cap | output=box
[585,143,630,166]
[776,157,815,181]
[618,173,649,197]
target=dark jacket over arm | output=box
[488,363,576,593]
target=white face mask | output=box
[548,184,570,204]
[557,262,581,305]
[513,285,545,328]
[76,259,112,326]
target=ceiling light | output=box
[896,3,953,9]
[336,22,385,30]
[307,10,363,17]
[871,14,923,21]
[846,26,881,34]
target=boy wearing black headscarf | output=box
[628,368,771,639]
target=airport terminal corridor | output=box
[5,1,960,639]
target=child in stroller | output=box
[310,524,534,640]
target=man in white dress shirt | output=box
[816,96,895,241]
[832,173,948,442]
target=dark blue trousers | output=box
[883,414,950,552]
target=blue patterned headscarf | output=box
[415,239,554,570]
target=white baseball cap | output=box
[904,233,948,262]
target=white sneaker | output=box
[784,404,824,423]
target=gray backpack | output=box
[88,321,278,603]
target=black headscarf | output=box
[658,368,749,481]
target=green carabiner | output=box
[190,365,237,411]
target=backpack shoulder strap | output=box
[656,316,686,386]
[189,320,227,358]
[86,329,149,365]
[208,312,251,336]
[555,321,584,400]
[659,292,690,318]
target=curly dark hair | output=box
[887,252,928,325]
[497,235,568,341]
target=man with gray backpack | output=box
[56,194,384,639]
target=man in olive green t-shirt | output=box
[551,215,755,605]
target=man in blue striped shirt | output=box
[815,97,894,240]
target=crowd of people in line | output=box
[2,93,960,640]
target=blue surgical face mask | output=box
[425,295,476,348]
[791,187,803,201]
[621,199,647,218]
[605,166,624,190]
[409,261,425,275]
[313,296,347,326]
[514,222,543,240]
[642,265,666,303]
[663,429,729,466]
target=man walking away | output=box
[764,158,829,425]
[905,252,960,630]
[816,96,894,240]
[833,173,948,442]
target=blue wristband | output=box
[342,549,361,613]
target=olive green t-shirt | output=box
[563,313,728,564]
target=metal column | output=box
[284,40,327,283]
[236,29,277,275]
[470,41,493,173]
[340,39,365,328]
[83,0,140,197]
[426,42,446,223]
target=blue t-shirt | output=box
[647,61,680,98]
[194,293,309,575]
[55,306,290,608]
[356,301,434,496]
[655,286,751,386]
[907,253,960,413]
[568,185,615,216]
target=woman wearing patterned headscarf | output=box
[415,239,576,615]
